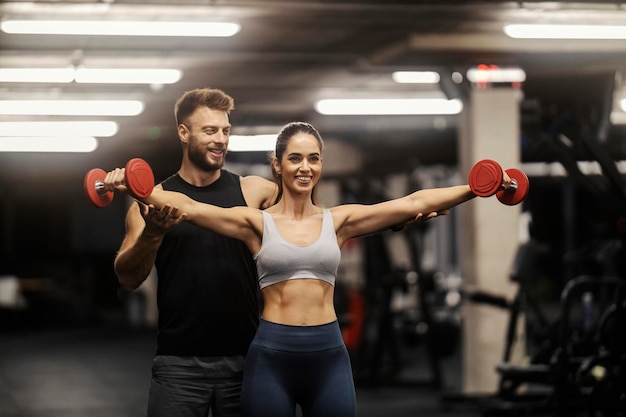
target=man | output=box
[114,88,277,417]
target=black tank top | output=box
[154,170,260,356]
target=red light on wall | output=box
[467,65,526,88]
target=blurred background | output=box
[2,1,626,416]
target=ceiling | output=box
[3,0,626,192]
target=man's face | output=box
[180,106,231,171]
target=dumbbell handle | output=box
[501,178,518,193]
[94,180,107,195]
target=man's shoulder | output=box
[240,174,276,192]
[239,175,277,209]
[220,169,238,179]
[159,172,180,185]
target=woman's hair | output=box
[268,121,324,205]
[174,88,234,126]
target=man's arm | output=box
[114,199,184,292]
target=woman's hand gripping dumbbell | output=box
[83,158,155,207]
[468,159,529,205]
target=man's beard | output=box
[188,141,226,172]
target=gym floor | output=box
[0,322,484,417]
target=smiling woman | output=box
[100,120,485,417]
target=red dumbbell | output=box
[84,158,155,208]
[468,159,529,206]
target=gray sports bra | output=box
[254,209,341,289]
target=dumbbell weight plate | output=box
[125,158,154,199]
[468,159,504,197]
[84,168,114,208]
[496,168,529,206]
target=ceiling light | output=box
[610,111,626,125]
[0,121,118,137]
[74,68,182,84]
[504,24,626,39]
[0,100,144,116]
[392,71,440,84]
[0,68,75,83]
[0,136,98,153]
[1,20,241,37]
[314,98,463,115]
[0,67,182,84]
[229,135,277,152]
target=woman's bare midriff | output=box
[261,278,337,326]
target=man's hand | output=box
[139,202,186,235]
[391,210,449,231]
[411,210,449,225]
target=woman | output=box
[105,121,507,417]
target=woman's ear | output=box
[272,158,281,175]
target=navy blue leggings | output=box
[241,319,356,417]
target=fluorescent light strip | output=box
[1,20,240,37]
[0,136,98,153]
[467,67,526,83]
[229,135,277,152]
[504,24,626,39]
[0,68,75,83]
[0,68,182,84]
[0,100,144,116]
[315,98,463,115]
[0,121,118,137]
[392,71,440,84]
[75,68,182,84]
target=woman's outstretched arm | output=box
[103,167,263,248]
[332,185,476,245]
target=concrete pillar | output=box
[457,87,524,394]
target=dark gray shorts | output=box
[147,355,246,417]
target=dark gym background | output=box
[2,1,626,416]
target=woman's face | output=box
[274,132,322,196]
